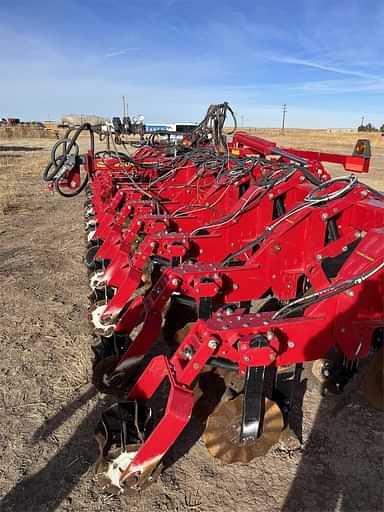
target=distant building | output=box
[60,114,108,127]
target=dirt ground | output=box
[0,133,383,512]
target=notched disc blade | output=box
[203,396,284,464]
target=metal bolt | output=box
[263,321,269,325]
[232,284,239,290]
[316,254,322,261]
[243,356,250,362]
[287,340,295,348]
[269,353,276,361]
[342,246,348,252]
[182,346,194,360]
[193,362,200,369]
[268,193,274,200]
[208,339,219,350]
[242,323,249,327]
[360,190,368,197]
[321,213,328,221]
[346,289,354,297]
[171,278,180,287]
[340,327,346,333]
[266,330,274,341]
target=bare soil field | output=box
[0,133,383,512]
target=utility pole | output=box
[360,115,365,126]
[281,104,287,132]
[122,95,126,119]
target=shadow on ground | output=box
[0,388,100,512]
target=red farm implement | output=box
[42,103,383,495]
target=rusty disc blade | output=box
[361,347,384,411]
[203,395,284,464]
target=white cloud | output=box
[104,47,141,57]
[269,55,378,80]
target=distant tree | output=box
[380,124,384,132]
[357,122,378,132]
[366,123,377,132]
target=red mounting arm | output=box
[232,131,371,173]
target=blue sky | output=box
[0,0,383,127]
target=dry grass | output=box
[0,156,21,215]
[0,138,53,215]
[0,125,59,139]
[0,187,19,215]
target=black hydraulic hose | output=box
[42,155,65,182]
[55,171,89,197]
[49,123,95,195]
[42,123,95,182]
[57,123,95,170]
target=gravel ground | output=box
[0,136,382,512]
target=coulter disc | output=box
[202,395,284,463]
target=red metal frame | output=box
[45,128,383,492]
[112,181,383,486]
